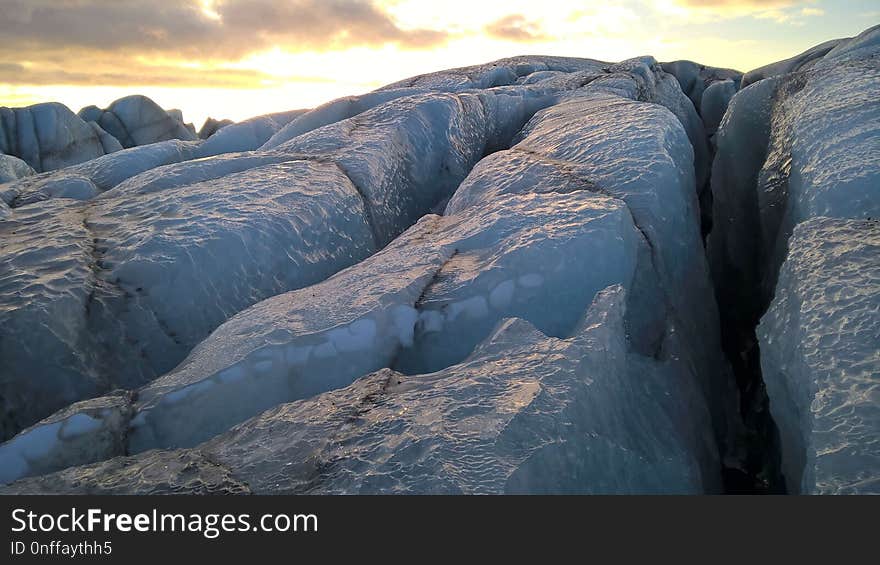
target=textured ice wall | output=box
[261,89,426,150]
[0,52,742,490]
[0,154,34,185]
[0,188,655,482]
[122,190,644,452]
[449,85,737,455]
[661,60,742,112]
[0,200,101,441]
[2,139,203,207]
[759,218,879,494]
[272,90,555,245]
[0,160,374,441]
[199,291,713,494]
[708,24,880,493]
[78,95,197,149]
[0,79,582,444]
[0,392,132,485]
[1,288,719,494]
[0,95,203,176]
[378,55,608,92]
[193,109,307,157]
[0,103,110,172]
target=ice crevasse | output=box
[708,24,880,494]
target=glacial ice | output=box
[762,54,880,239]
[707,75,779,333]
[2,139,203,207]
[1,288,720,494]
[193,109,308,157]
[25,105,305,192]
[0,392,131,485]
[708,24,880,493]
[197,291,715,494]
[819,25,880,65]
[86,159,376,376]
[125,190,644,452]
[0,103,110,172]
[0,449,250,495]
[78,95,198,149]
[260,89,425,150]
[709,25,880,325]
[759,218,879,494]
[273,90,547,245]
[378,55,608,92]
[661,60,742,111]
[0,159,375,441]
[700,79,738,136]
[0,95,201,177]
[88,121,124,155]
[0,51,740,481]
[0,81,572,442]
[101,152,295,197]
[0,199,103,440]
[1,31,878,493]
[0,52,737,489]
[741,39,843,88]
[0,153,34,184]
[0,186,658,477]
[198,117,234,139]
[450,89,736,450]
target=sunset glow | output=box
[1,1,876,128]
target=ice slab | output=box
[0,160,375,440]
[0,154,35,185]
[759,218,879,494]
[0,392,132,485]
[0,103,110,172]
[449,89,736,452]
[1,288,720,494]
[78,95,197,149]
[3,139,203,207]
[126,190,643,452]
[661,60,742,110]
[194,109,307,157]
[0,199,102,440]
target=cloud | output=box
[0,0,449,88]
[754,9,794,23]
[801,7,824,16]
[214,0,447,51]
[0,0,448,61]
[485,15,548,42]
[672,0,795,7]
[665,0,821,23]
[0,59,316,89]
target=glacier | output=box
[0,154,33,185]
[0,95,206,176]
[0,103,110,172]
[1,289,718,494]
[78,95,197,149]
[708,24,880,493]
[0,27,878,494]
[759,218,879,494]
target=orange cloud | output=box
[485,15,548,42]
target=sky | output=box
[0,0,876,129]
